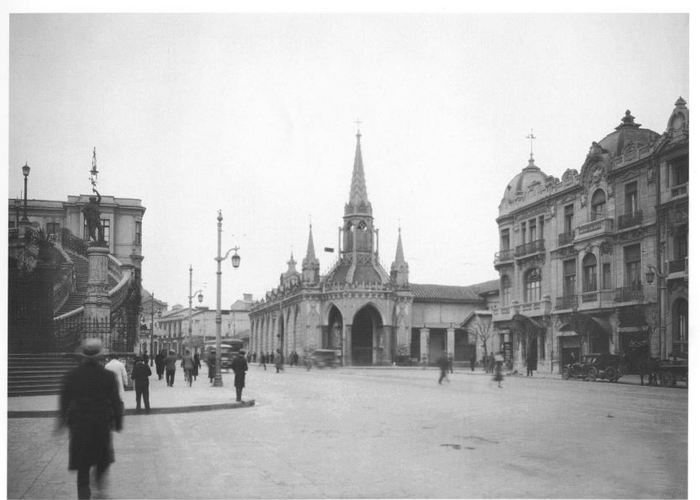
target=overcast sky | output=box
[6,11,689,310]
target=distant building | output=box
[249,131,498,365]
[492,98,689,374]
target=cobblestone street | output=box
[8,367,688,499]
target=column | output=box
[344,324,352,366]
[446,327,455,359]
[84,246,111,347]
[420,327,430,364]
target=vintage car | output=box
[305,349,340,370]
[562,353,623,382]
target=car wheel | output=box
[604,367,617,382]
[586,367,598,381]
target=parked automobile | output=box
[562,353,623,382]
[305,349,340,370]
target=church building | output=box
[249,130,498,366]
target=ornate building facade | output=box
[249,131,498,366]
[492,98,689,374]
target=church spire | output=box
[391,227,409,287]
[302,224,320,284]
[346,129,371,214]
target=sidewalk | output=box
[7,370,254,418]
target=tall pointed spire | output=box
[346,130,371,213]
[302,224,320,284]
[391,227,409,287]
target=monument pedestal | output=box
[84,245,111,346]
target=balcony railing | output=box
[614,285,644,302]
[668,258,688,274]
[555,295,578,310]
[515,239,545,257]
[494,248,514,263]
[558,231,574,246]
[578,218,614,236]
[617,210,643,230]
[671,183,688,197]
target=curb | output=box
[7,399,255,419]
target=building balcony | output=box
[617,210,643,230]
[614,285,644,302]
[670,183,688,198]
[494,249,514,266]
[515,239,545,258]
[558,231,574,246]
[667,257,688,281]
[577,218,614,238]
[492,298,551,322]
[555,295,578,310]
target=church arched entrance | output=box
[325,306,343,350]
[351,305,382,365]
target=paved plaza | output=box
[7,366,688,499]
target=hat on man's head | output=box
[80,338,105,358]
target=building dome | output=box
[502,157,549,204]
[595,109,660,157]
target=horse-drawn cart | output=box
[657,353,688,387]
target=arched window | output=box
[591,189,606,221]
[582,253,597,292]
[524,268,541,303]
[501,275,511,305]
[672,299,688,354]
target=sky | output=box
[5,9,690,311]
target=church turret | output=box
[342,130,376,255]
[302,224,320,284]
[390,228,409,287]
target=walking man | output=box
[181,350,195,387]
[155,350,165,380]
[57,339,123,499]
[231,350,249,402]
[207,349,216,384]
[274,349,284,373]
[164,350,177,387]
[104,355,128,415]
[437,352,450,384]
[131,356,152,412]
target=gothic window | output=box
[672,299,688,354]
[524,268,541,303]
[582,253,597,292]
[358,221,367,231]
[346,221,354,231]
[501,275,511,306]
[591,189,606,221]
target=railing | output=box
[614,285,644,302]
[617,210,643,230]
[555,295,578,310]
[578,218,614,235]
[60,228,88,257]
[53,263,76,314]
[494,249,514,263]
[671,183,688,197]
[668,258,688,274]
[558,232,574,246]
[53,307,86,352]
[515,239,545,257]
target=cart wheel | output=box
[660,371,676,387]
[604,367,617,382]
[562,367,570,380]
[586,367,598,381]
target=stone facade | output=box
[492,98,689,374]
[249,131,498,366]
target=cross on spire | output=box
[526,129,536,160]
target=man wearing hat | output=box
[57,338,123,499]
[231,350,249,402]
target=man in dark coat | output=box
[131,356,152,412]
[437,352,450,384]
[207,349,216,384]
[231,350,249,402]
[164,350,177,387]
[57,339,123,500]
[155,350,165,380]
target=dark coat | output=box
[59,360,123,471]
[207,353,216,379]
[193,354,201,376]
[231,355,248,388]
[131,361,151,387]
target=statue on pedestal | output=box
[82,188,104,245]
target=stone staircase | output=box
[8,353,79,397]
[55,252,89,316]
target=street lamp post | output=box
[213,210,241,387]
[21,163,30,223]
[188,265,204,355]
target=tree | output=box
[467,314,495,361]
